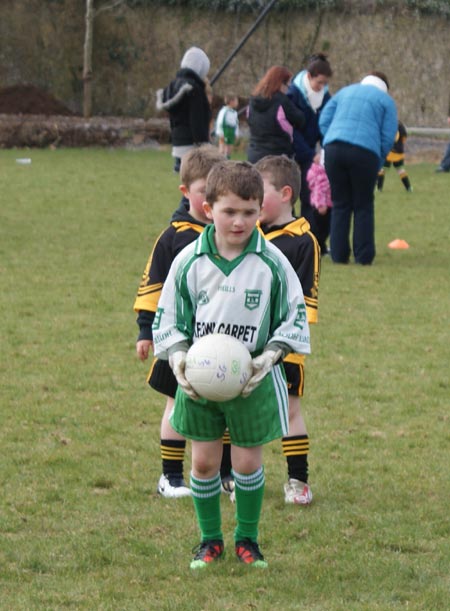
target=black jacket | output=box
[134,197,206,340]
[156,68,211,147]
[247,91,305,163]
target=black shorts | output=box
[147,358,177,398]
[283,361,305,397]
[384,159,404,169]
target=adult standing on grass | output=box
[319,71,398,265]
[156,47,211,173]
[435,116,450,173]
[247,65,305,164]
[287,53,333,255]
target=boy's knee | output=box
[192,457,220,478]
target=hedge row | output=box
[122,0,450,17]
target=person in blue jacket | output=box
[287,54,333,254]
[319,71,398,265]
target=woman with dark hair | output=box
[319,71,398,265]
[288,53,333,254]
[247,66,305,164]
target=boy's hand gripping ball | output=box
[241,348,283,398]
[169,351,199,400]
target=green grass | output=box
[1,148,449,610]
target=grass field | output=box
[1,147,449,610]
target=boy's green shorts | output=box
[169,364,289,447]
[223,125,236,145]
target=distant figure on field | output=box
[247,65,305,164]
[319,71,398,265]
[156,47,211,173]
[287,53,333,254]
[377,121,412,192]
[435,116,450,173]
[215,94,240,158]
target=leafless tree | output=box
[83,0,126,118]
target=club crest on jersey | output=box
[197,290,209,305]
[244,289,262,310]
[153,308,163,329]
[294,304,306,329]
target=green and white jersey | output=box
[153,225,310,359]
[215,105,239,139]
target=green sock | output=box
[190,472,222,542]
[233,467,265,542]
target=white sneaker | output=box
[284,479,313,505]
[157,474,191,498]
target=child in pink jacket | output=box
[306,152,332,215]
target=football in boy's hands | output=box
[185,334,252,401]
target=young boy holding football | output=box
[255,155,320,506]
[133,145,232,498]
[152,160,311,569]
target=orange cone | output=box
[388,239,410,249]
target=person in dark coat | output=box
[247,66,305,166]
[435,116,450,173]
[156,47,211,172]
[287,54,333,254]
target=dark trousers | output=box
[324,142,379,265]
[299,161,331,254]
[440,142,450,170]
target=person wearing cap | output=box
[157,47,211,172]
[319,71,398,265]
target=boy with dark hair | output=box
[255,155,320,505]
[152,160,311,569]
[133,145,233,499]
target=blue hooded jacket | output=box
[287,69,331,165]
[319,82,398,165]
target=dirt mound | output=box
[0,84,75,116]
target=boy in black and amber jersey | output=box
[377,120,412,192]
[255,155,320,506]
[133,145,228,498]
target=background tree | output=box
[83,0,126,118]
